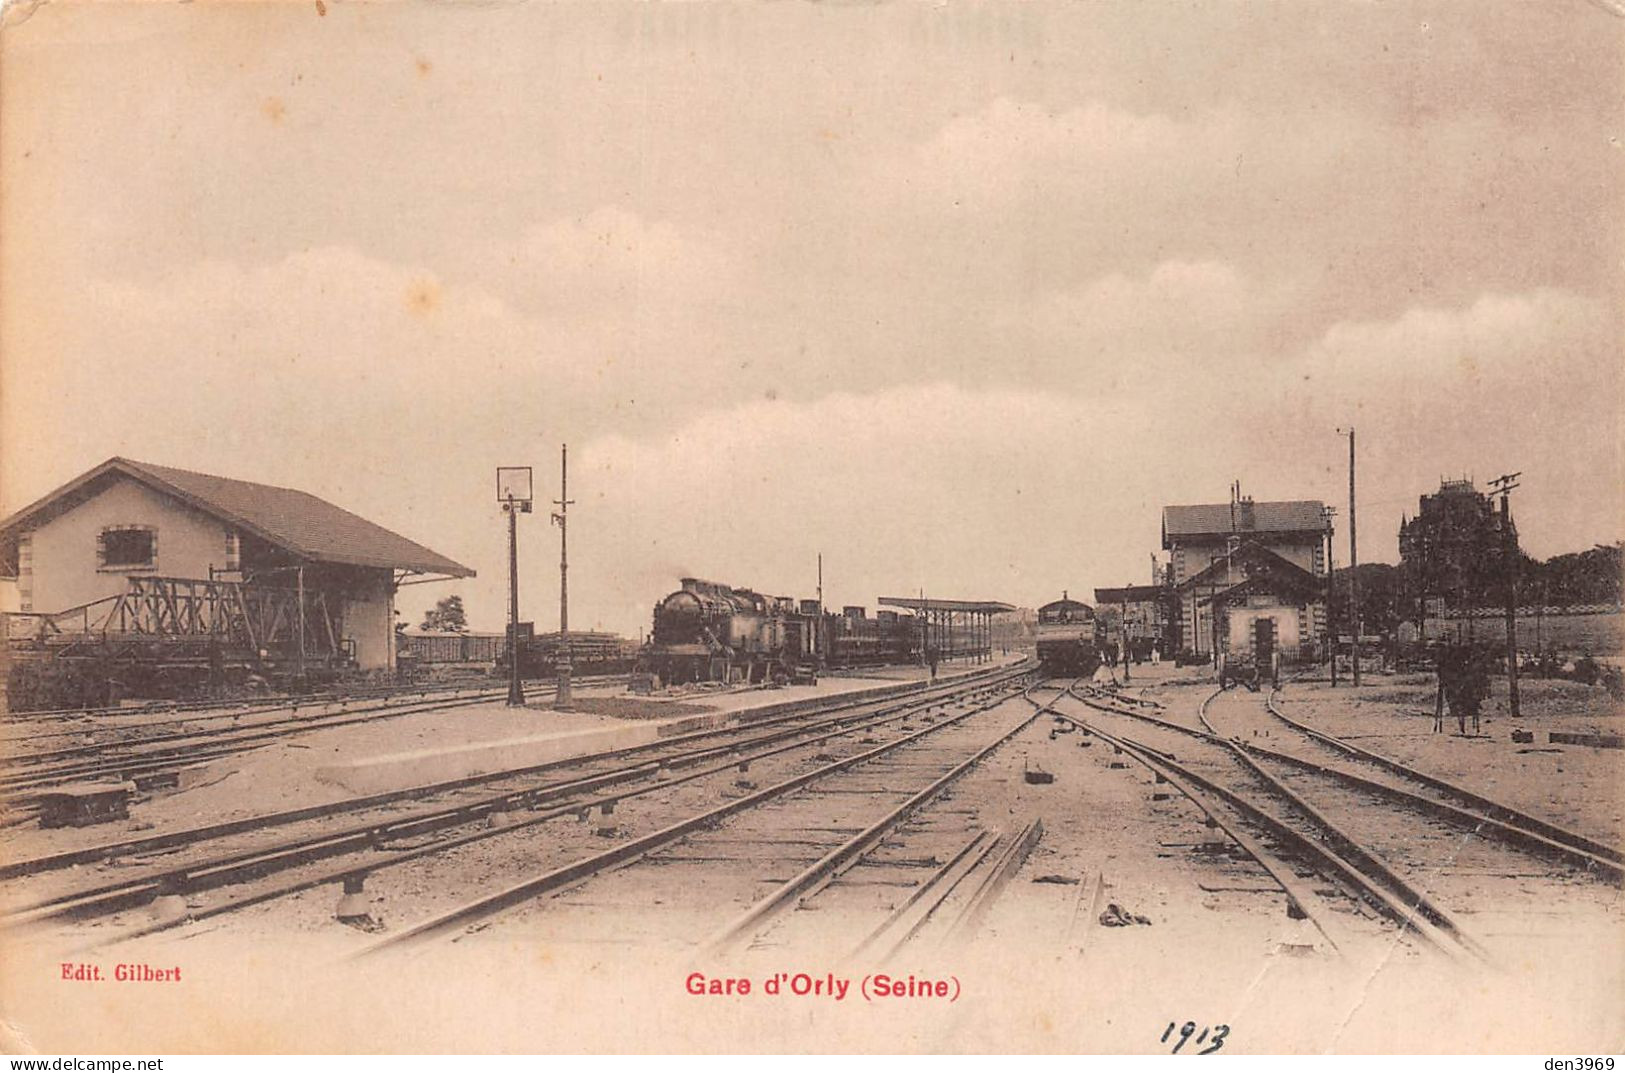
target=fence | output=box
[1407,606,1623,655]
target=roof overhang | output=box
[1094,585,1170,604]
[877,596,1016,614]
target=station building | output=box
[0,457,473,672]
[1162,493,1330,666]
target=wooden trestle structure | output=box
[3,575,345,674]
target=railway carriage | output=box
[1035,594,1102,677]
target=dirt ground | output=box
[1278,674,1625,847]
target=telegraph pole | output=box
[1338,427,1361,686]
[508,504,523,705]
[1121,594,1131,682]
[1323,505,1338,687]
[497,466,532,708]
[816,553,824,663]
[1490,472,1522,719]
[552,444,575,712]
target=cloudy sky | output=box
[2,1,1620,634]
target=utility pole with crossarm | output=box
[552,444,575,712]
[1489,471,1522,719]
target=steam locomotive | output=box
[638,578,921,686]
[1035,594,1103,676]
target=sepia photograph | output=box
[0,0,1620,1057]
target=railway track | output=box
[1251,691,1623,869]
[1053,679,1623,965]
[2,665,1031,948]
[1,674,560,727]
[2,689,513,795]
[0,675,622,795]
[347,676,1049,959]
[0,674,626,747]
[1050,684,1479,960]
[1082,679,1623,880]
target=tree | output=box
[420,594,468,633]
[1399,480,1517,610]
[1329,562,1412,637]
[1529,543,1622,607]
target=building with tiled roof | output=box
[0,457,473,671]
[1161,488,1331,666]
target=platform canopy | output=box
[1094,585,1169,605]
[877,596,1016,614]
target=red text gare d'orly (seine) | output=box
[685,972,960,1002]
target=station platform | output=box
[311,658,1020,795]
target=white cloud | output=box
[992,259,1303,391]
[1304,289,1614,399]
[549,383,1162,635]
[498,206,738,315]
[1294,289,1621,557]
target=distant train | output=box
[496,630,640,680]
[1035,594,1103,677]
[637,577,948,686]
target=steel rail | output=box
[3,664,1029,884]
[846,829,996,962]
[9,656,1027,793]
[18,671,1031,934]
[6,662,1023,790]
[1067,679,1622,881]
[1190,688,1495,960]
[4,683,536,769]
[351,679,1032,956]
[703,685,1052,954]
[1260,689,1625,868]
[1,674,605,726]
[1236,735,1623,882]
[1055,685,1483,962]
[0,676,625,750]
[1,693,507,790]
[1025,686,1349,955]
[54,684,1024,943]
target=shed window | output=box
[99,526,156,569]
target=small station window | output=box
[99,526,156,570]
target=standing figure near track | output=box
[1437,642,1490,736]
[1433,660,1446,734]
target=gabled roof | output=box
[1162,500,1327,547]
[0,457,474,578]
[1199,571,1324,608]
[1176,539,1321,595]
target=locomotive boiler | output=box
[643,578,815,685]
